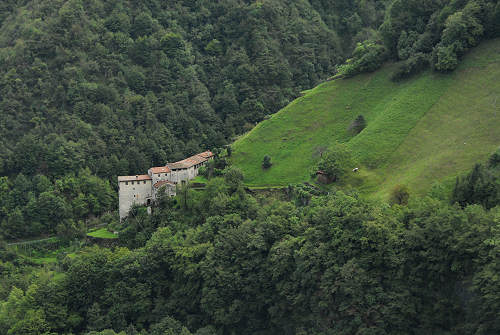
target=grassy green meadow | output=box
[231,39,500,199]
[87,228,118,239]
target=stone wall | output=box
[119,155,212,219]
[151,171,171,185]
[118,179,152,219]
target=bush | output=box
[198,166,208,178]
[338,40,388,77]
[315,143,354,182]
[433,44,459,72]
[214,157,227,170]
[451,164,499,209]
[224,167,244,192]
[262,155,272,169]
[488,148,500,168]
[432,4,485,72]
[391,53,430,81]
[390,185,410,205]
[348,115,366,134]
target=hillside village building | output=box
[118,151,214,219]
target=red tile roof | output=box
[167,151,214,170]
[118,175,152,182]
[197,151,214,159]
[153,180,176,188]
[150,166,171,174]
[119,151,213,182]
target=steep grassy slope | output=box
[231,39,500,199]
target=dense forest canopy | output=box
[1,159,500,334]
[0,0,389,179]
[0,0,392,239]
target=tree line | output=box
[339,0,500,79]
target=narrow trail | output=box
[7,236,58,246]
[6,223,108,246]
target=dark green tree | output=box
[262,155,272,169]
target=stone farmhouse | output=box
[118,151,214,219]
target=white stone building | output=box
[118,151,214,220]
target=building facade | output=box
[118,151,214,220]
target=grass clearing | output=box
[191,175,208,183]
[87,227,118,239]
[30,256,58,264]
[231,39,500,200]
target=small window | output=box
[143,180,146,184]
[131,181,134,185]
[125,181,128,185]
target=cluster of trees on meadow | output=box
[1,164,500,334]
[339,0,500,79]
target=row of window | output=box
[122,165,205,186]
[124,180,148,185]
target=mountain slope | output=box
[231,38,500,198]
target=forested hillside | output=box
[0,0,390,239]
[0,1,500,334]
[1,0,499,239]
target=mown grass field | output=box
[231,39,500,199]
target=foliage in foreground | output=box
[0,168,499,335]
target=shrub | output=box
[390,185,410,205]
[432,4,485,72]
[224,167,244,192]
[348,115,366,134]
[338,40,388,77]
[391,53,430,81]
[451,164,499,209]
[433,44,459,72]
[198,166,208,178]
[214,157,227,170]
[488,148,500,168]
[262,155,272,169]
[315,143,354,182]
